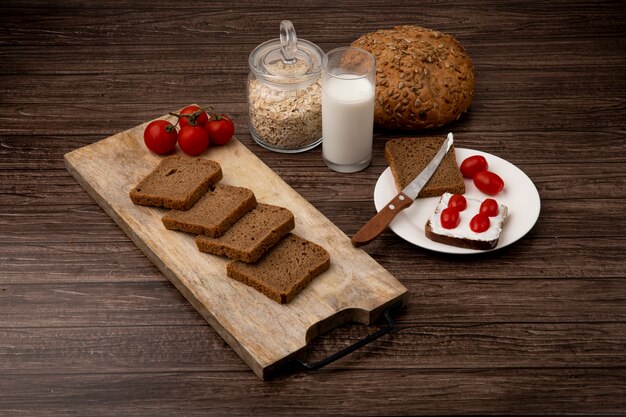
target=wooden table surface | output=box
[1,0,625,415]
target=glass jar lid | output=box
[249,20,323,89]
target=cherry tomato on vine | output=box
[448,194,467,211]
[460,155,488,179]
[179,105,209,128]
[143,120,178,155]
[440,207,461,229]
[470,213,491,233]
[480,198,499,217]
[178,125,209,156]
[473,170,504,195]
[205,115,235,145]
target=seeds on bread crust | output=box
[351,25,475,130]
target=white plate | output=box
[374,148,541,254]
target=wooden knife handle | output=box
[351,192,413,247]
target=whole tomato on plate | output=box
[474,171,505,195]
[460,155,488,179]
[205,115,235,145]
[143,120,178,155]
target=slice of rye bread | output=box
[226,234,330,304]
[425,193,508,250]
[129,155,223,210]
[162,184,257,237]
[196,203,295,263]
[385,136,464,198]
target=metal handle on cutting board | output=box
[290,301,402,371]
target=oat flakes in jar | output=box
[247,20,324,153]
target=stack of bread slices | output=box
[129,155,330,304]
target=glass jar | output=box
[247,20,324,153]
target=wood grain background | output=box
[1,0,625,415]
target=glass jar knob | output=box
[280,20,297,64]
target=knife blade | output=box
[351,132,454,247]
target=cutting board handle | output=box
[287,301,402,372]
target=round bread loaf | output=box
[351,25,475,130]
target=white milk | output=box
[322,75,375,170]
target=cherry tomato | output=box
[143,120,178,155]
[179,105,209,128]
[470,213,491,233]
[178,125,209,156]
[448,194,467,211]
[205,115,234,145]
[460,155,488,179]
[480,198,499,217]
[440,207,461,229]
[473,170,504,195]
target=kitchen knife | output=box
[351,132,454,247]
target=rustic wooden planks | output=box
[2,0,626,414]
[1,369,625,415]
[63,115,407,380]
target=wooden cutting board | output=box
[64,112,408,380]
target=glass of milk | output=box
[321,47,376,173]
